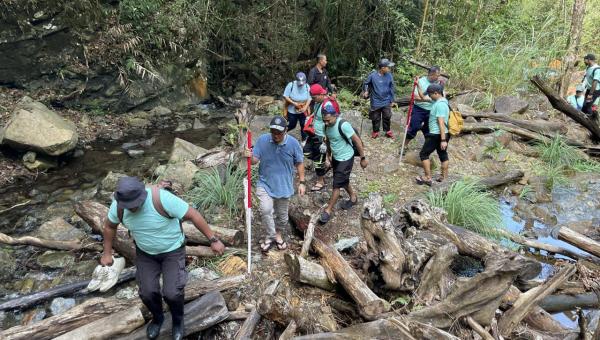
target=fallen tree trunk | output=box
[539,293,600,313]
[434,170,524,195]
[234,280,280,340]
[312,237,390,319]
[461,111,567,135]
[293,316,460,340]
[407,59,451,79]
[498,264,577,337]
[0,267,136,311]
[415,243,457,304]
[531,75,600,141]
[502,231,600,264]
[185,245,244,257]
[462,121,552,143]
[54,306,145,340]
[501,285,567,334]
[300,209,322,258]
[117,291,229,340]
[0,232,101,252]
[284,253,335,291]
[257,294,338,333]
[555,226,600,258]
[182,222,243,246]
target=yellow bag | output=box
[448,104,463,136]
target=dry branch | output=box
[279,320,297,340]
[415,243,457,304]
[539,293,600,313]
[234,280,280,340]
[284,253,335,291]
[465,316,494,340]
[555,226,600,258]
[258,294,338,333]
[0,231,101,252]
[461,111,567,135]
[300,208,322,258]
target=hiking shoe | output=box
[371,131,379,139]
[98,256,125,292]
[385,131,394,138]
[172,321,185,340]
[146,316,164,340]
[87,265,109,292]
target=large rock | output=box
[101,171,127,192]
[0,249,16,281]
[154,160,199,190]
[455,103,477,116]
[452,91,489,108]
[50,297,76,316]
[2,97,78,155]
[494,95,529,114]
[33,217,85,242]
[37,251,75,269]
[169,138,208,163]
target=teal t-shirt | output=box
[428,98,450,135]
[313,103,326,137]
[108,188,189,255]
[567,95,584,110]
[415,76,434,110]
[585,65,600,91]
[325,119,355,162]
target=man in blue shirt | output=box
[404,66,443,148]
[362,58,396,139]
[245,116,305,252]
[101,177,224,340]
[283,72,311,142]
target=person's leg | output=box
[322,159,343,221]
[404,106,426,146]
[287,113,298,132]
[160,246,187,327]
[370,108,382,136]
[420,109,431,136]
[298,113,307,141]
[135,247,164,339]
[382,106,393,136]
[256,186,276,244]
[273,197,290,248]
[314,151,327,188]
[419,135,438,182]
[436,137,450,181]
[325,188,341,215]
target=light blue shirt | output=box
[428,97,450,135]
[584,65,600,91]
[325,119,355,162]
[254,134,303,198]
[108,188,188,255]
[283,81,310,114]
[313,103,325,137]
[414,76,442,110]
[567,95,585,110]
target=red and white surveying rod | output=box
[245,130,252,274]
[399,77,419,163]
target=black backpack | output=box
[326,119,361,157]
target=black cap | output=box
[115,176,147,210]
[378,58,395,68]
[269,116,287,132]
[426,84,444,95]
[584,53,596,61]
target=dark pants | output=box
[136,245,187,325]
[407,105,430,140]
[420,134,450,162]
[288,113,307,140]
[303,135,328,177]
[583,90,600,115]
[370,106,392,133]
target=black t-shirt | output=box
[308,66,334,93]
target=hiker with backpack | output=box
[101,176,225,340]
[416,84,450,186]
[283,72,312,142]
[583,54,600,116]
[362,58,397,139]
[404,66,443,147]
[319,107,367,224]
[244,116,305,252]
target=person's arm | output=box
[389,75,396,106]
[183,207,225,254]
[283,82,299,108]
[295,162,306,196]
[244,135,261,164]
[100,219,118,266]
[362,73,372,98]
[414,77,431,102]
[300,96,312,113]
[326,73,335,94]
[439,117,448,151]
[351,134,368,169]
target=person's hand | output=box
[360,158,368,169]
[441,141,448,151]
[298,183,306,196]
[294,102,303,109]
[414,76,419,82]
[319,143,327,154]
[100,253,113,266]
[244,147,252,158]
[390,102,397,108]
[587,95,593,100]
[211,240,225,255]
[361,91,369,99]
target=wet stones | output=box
[37,251,75,269]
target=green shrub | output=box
[426,180,505,239]
[534,163,568,190]
[536,135,581,169]
[572,160,600,173]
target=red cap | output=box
[310,84,327,95]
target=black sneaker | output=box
[146,316,164,340]
[172,321,185,340]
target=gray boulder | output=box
[22,151,58,171]
[101,171,127,192]
[494,95,529,114]
[150,105,172,116]
[2,97,78,155]
[154,160,198,191]
[33,217,85,242]
[0,249,16,281]
[37,251,75,269]
[169,138,208,163]
[193,118,205,130]
[50,297,76,316]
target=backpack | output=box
[326,119,361,157]
[447,103,464,136]
[303,97,340,137]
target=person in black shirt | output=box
[308,54,336,97]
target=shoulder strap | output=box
[337,119,353,146]
[117,208,124,224]
[151,186,173,219]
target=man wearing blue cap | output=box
[362,58,396,139]
[101,176,224,340]
[245,116,305,252]
[283,72,311,142]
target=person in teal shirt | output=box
[567,84,586,111]
[320,106,367,223]
[417,84,450,186]
[404,66,443,148]
[101,177,224,340]
[583,53,600,115]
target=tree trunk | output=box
[415,0,430,57]
[539,293,600,313]
[556,226,600,258]
[181,222,243,246]
[434,170,524,195]
[407,59,451,79]
[0,232,102,252]
[0,268,136,312]
[284,253,335,291]
[300,209,322,258]
[234,280,280,340]
[559,0,587,97]
[257,294,338,333]
[279,320,297,340]
[460,111,567,135]
[498,264,576,337]
[311,237,390,319]
[53,306,145,340]
[185,245,244,257]
[116,291,229,340]
[415,243,458,304]
[501,285,567,334]
[531,75,600,141]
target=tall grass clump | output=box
[185,161,244,219]
[426,180,505,240]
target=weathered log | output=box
[293,316,460,340]
[54,306,145,340]
[234,280,279,340]
[226,311,250,321]
[195,149,231,169]
[258,294,338,333]
[185,245,244,257]
[407,59,451,79]
[0,275,244,340]
[181,222,243,246]
[461,121,552,143]
[279,320,297,340]
[0,267,136,312]
[461,111,567,135]
[415,243,457,304]
[465,316,494,340]
[531,75,600,141]
[361,193,406,290]
[311,237,390,319]
[539,293,600,313]
[300,209,322,258]
[501,285,567,334]
[555,226,600,258]
[498,264,576,337]
[434,170,524,195]
[284,253,335,291]
[117,291,229,340]
[0,232,101,252]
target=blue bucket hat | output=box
[115,176,147,210]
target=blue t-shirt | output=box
[108,188,189,255]
[253,134,304,198]
[428,98,450,135]
[325,119,355,162]
[283,81,310,114]
[363,71,395,110]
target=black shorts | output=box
[420,134,450,162]
[332,158,354,189]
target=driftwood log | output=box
[234,280,280,340]
[257,294,338,333]
[414,243,457,304]
[539,293,600,313]
[0,232,101,252]
[300,209,322,258]
[434,170,524,195]
[501,285,567,334]
[284,253,335,291]
[181,222,243,246]
[278,320,297,340]
[54,306,145,340]
[461,111,567,135]
[531,75,600,141]
[554,226,600,258]
[465,316,494,340]
[0,267,136,312]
